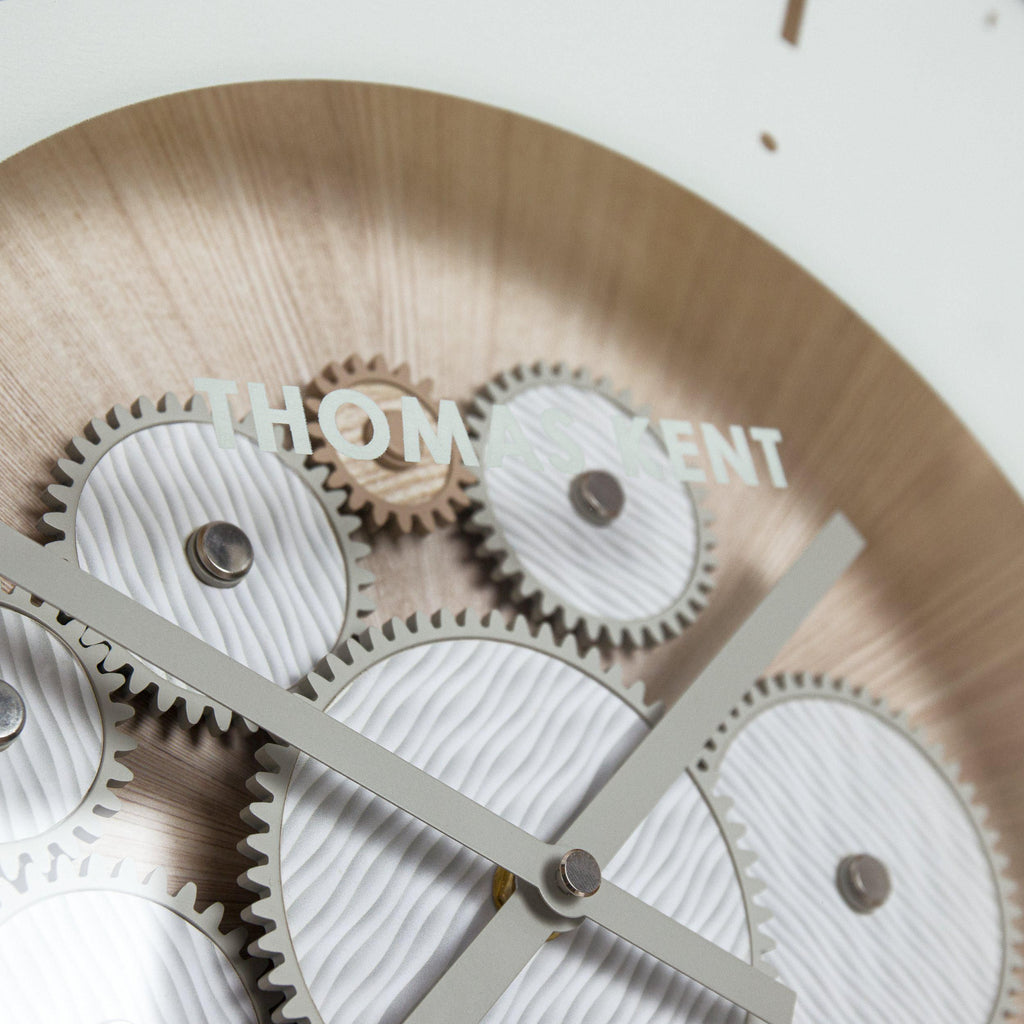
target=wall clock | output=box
[0,11,1022,1023]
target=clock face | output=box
[0,81,1021,1023]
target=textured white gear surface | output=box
[484,382,699,621]
[0,858,269,1024]
[0,592,134,882]
[0,605,101,845]
[247,619,754,1024]
[713,690,1006,1024]
[74,420,351,689]
[465,365,715,646]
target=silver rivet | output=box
[569,470,626,526]
[185,522,254,588]
[0,678,26,752]
[557,848,602,898]
[837,853,891,914]
[364,409,410,471]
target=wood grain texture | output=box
[0,81,1020,980]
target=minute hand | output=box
[562,512,864,863]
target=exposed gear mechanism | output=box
[464,363,716,647]
[241,610,770,1024]
[41,392,374,731]
[0,854,273,1023]
[0,586,133,882]
[695,672,1022,1024]
[306,355,476,533]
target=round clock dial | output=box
[0,81,1020,1022]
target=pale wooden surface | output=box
[0,82,1021,976]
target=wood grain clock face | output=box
[0,81,1021,1024]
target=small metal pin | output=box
[557,848,602,898]
[185,521,255,588]
[569,470,625,526]
[363,409,410,471]
[837,853,891,914]
[0,678,27,752]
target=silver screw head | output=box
[837,853,892,914]
[569,470,626,526]
[0,678,26,752]
[557,848,602,898]
[185,521,255,588]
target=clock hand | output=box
[406,882,798,1024]
[404,890,554,1024]
[0,523,794,1021]
[563,511,865,862]
[406,512,862,1024]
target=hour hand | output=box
[563,512,864,862]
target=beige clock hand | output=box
[563,512,864,862]
[0,522,793,1021]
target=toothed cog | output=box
[0,587,134,882]
[699,673,1021,1024]
[0,856,272,1023]
[465,364,715,647]
[306,355,476,533]
[242,612,767,1024]
[42,394,374,730]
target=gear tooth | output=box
[105,403,133,430]
[84,415,110,445]
[184,392,211,417]
[534,619,556,646]
[466,404,489,434]
[53,454,83,486]
[581,643,604,671]
[395,507,415,534]
[371,502,392,530]
[319,360,342,386]
[303,459,331,489]
[51,854,77,882]
[0,850,24,884]
[39,508,69,538]
[472,608,499,632]
[157,392,184,414]
[479,531,505,554]
[736,849,757,874]
[144,864,171,895]
[433,608,458,631]
[62,435,90,464]
[132,395,159,420]
[572,365,593,387]
[118,858,142,885]
[508,614,535,642]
